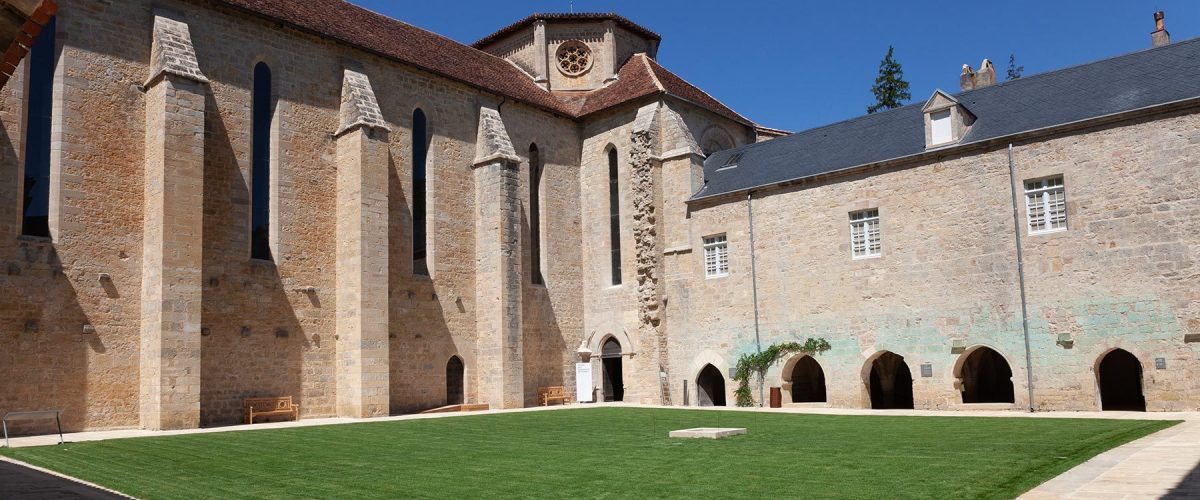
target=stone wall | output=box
[676,110,1200,411]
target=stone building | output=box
[0,1,1195,433]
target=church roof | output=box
[472,12,661,49]
[554,54,753,126]
[211,1,747,126]
[693,37,1200,201]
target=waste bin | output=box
[769,387,782,408]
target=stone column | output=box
[334,65,390,418]
[629,103,670,404]
[139,12,208,430]
[473,105,524,408]
[533,20,549,90]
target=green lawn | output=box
[0,408,1177,499]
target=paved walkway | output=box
[1020,419,1200,499]
[2,404,1197,498]
[0,458,126,499]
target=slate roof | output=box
[211,1,747,125]
[472,12,661,49]
[694,37,1200,201]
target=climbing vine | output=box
[733,338,831,407]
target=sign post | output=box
[575,363,593,403]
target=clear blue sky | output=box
[350,1,1198,132]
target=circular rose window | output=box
[556,40,593,76]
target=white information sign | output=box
[575,363,593,403]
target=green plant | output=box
[732,339,831,407]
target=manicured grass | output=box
[0,408,1177,499]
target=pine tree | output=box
[1007,53,1024,80]
[867,46,911,114]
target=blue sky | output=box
[350,1,1198,132]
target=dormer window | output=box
[922,90,974,149]
[929,109,952,145]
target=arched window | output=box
[529,144,544,285]
[21,16,55,238]
[250,62,272,260]
[608,148,621,285]
[412,108,429,276]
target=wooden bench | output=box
[538,386,572,406]
[244,397,299,424]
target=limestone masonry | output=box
[0,1,1197,433]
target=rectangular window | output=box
[930,109,952,145]
[250,62,273,260]
[608,148,622,286]
[1025,176,1067,234]
[850,209,881,259]
[703,234,729,278]
[21,16,55,238]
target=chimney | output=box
[1152,11,1170,47]
[975,59,996,88]
[960,64,975,91]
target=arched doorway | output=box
[696,364,727,406]
[1098,349,1145,411]
[601,338,624,402]
[446,356,464,405]
[959,347,1015,404]
[789,356,827,403]
[868,352,914,409]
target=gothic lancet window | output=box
[250,62,273,260]
[412,108,429,276]
[529,143,544,285]
[22,16,55,238]
[608,147,622,285]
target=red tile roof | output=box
[214,0,573,116]
[558,55,752,126]
[472,13,660,49]
[211,1,753,126]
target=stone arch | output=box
[700,125,735,156]
[781,354,826,403]
[862,351,914,409]
[953,345,1014,404]
[446,355,464,405]
[687,350,730,406]
[696,364,727,407]
[599,335,625,402]
[1095,348,1145,411]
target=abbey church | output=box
[0,0,1198,432]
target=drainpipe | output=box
[1007,144,1037,412]
[747,191,764,406]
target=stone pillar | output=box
[533,20,549,90]
[334,64,390,418]
[139,12,208,430]
[473,105,524,408]
[603,20,618,83]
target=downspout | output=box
[747,191,764,405]
[1007,144,1036,412]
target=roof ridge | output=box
[639,54,664,91]
[643,57,755,126]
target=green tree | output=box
[1007,53,1024,80]
[867,45,911,114]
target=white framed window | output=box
[703,234,729,278]
[930,109,953,145]
[850,209,881,259]
[1025,176,1067,234]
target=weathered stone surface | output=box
[335,64,387,137]
[147,11,207,85]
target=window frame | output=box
[929,109,953,145]
[702,233,729,279]
[1024,175,1067,235]
[849,209,882,260]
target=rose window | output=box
[556,40,593,76]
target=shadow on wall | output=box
[387,149,458,415]
[520,206,567,407]
[199,90,310,427]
